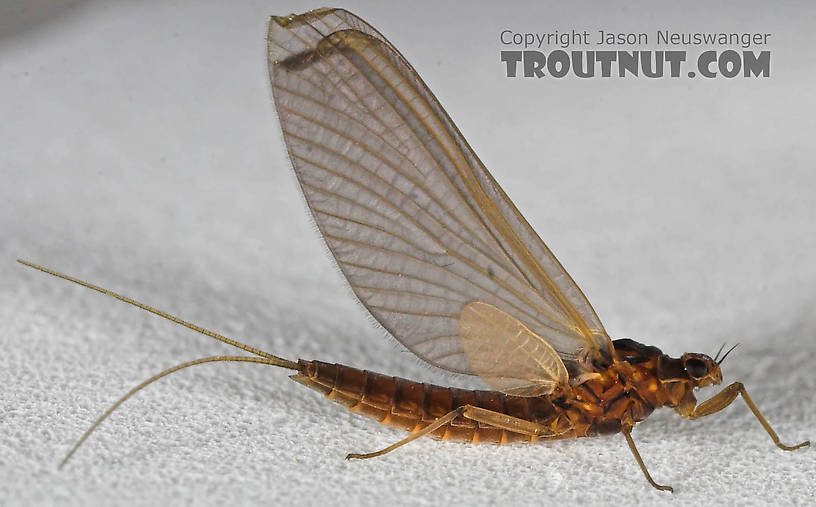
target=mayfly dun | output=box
[22,8,808,493]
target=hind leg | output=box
[345,405,558,460]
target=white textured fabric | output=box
[1,1,814,506]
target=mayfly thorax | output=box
[21,7,809,493]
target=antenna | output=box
[713,342,727,362]
[717,343,740,365]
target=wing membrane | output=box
[459,301,568,396]
[267,9,614,386]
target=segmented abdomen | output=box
[291,360,561,444]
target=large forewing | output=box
[267,9,614,380]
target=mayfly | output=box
[22,8,808,493]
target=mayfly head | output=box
[681,352,723,387]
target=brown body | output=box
[18,261,809,493]
[292,339,695,444]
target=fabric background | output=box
[2,1,814,505]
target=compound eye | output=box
[685,357,708,378]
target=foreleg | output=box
[676,382,809,451]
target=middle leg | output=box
[622,426,673,493]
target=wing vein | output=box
[292,150,572,328]
[321,231,571,335]
[348,38,540,303]
[276,108,570,326]
[302,186,572,329]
